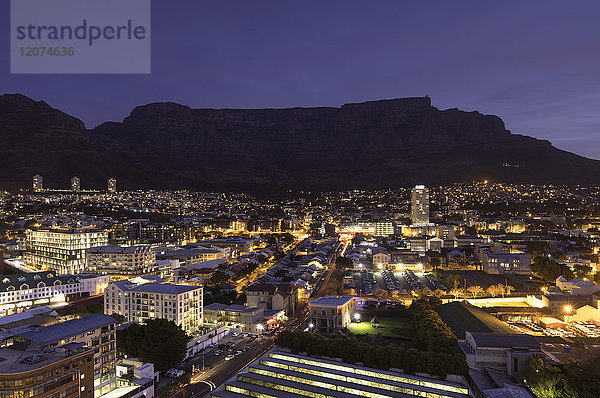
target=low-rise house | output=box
[309,296,356,333]
[246,283,298,316]
[203,303,264,333]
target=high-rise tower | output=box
[411,185,430,226]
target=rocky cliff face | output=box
[1,94,599,192]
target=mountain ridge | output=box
[1,93,598,193]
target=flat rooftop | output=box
[0,346,91,374]
[309,296,354,307]
[211,349,470,398]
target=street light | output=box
[564,305,572,313]
[354,313,361,322]
[309,323,314,329]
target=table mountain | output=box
[2,93,599,192]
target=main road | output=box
[185,239,346,397]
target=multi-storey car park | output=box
[211,350,471,398]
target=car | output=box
[224,354,235,361]
[232,332,240,337]
[166,369,185,378]
[242,346,249,351]
[235,350,242,355]
[209,343,217,348]
[214,350,222,356]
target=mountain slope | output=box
[1,94,599,192]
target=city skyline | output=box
[2,3,600,398]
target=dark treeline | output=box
[275,329,468,379]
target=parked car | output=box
[225,354,235,361]
[166,369,185,378]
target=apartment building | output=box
[71,176,80,192]
[32,174,43,192]
[25,227,109,274]
[2,313,118,396]
[374,221,395,237]
[108,178,117,193]
[0,336,94,398]
[104,280,203,334]
[157,247,225,266]
[87,245,156,275]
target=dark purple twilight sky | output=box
[2,1,600,159]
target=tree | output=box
[448,274,461,290]
[450,288,464,300]
[117,319,189,371]
[496,283,508,298]
[24,219,38,229]
[336,257,351,268]
[504,285,515,297]
[573,337,587,359]
[209,270,229,285]
[373,288,388,299]
[531,255,574,282]
[467,285,484,299]
[432,289,445,299]
[486,285,500,297]
[109,313,126,324]
[574,264,592,279]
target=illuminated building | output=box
[87,245,156,275]
[0,314,117,397]
[211,350,471,398]
[32,174,43,192]
[246,284,298,316]
[375,221,395,237]
[104,280,203,334]
[0,336,94,398]
[309,296,356,333]
[25,227,109,274]
[461,332,541,377]
[108,177,117,193]
[0,272,80,316]
[71,176,80,192]
[203,303,264,333]
[411,185,430,226]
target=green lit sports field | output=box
[349,317,416,339]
